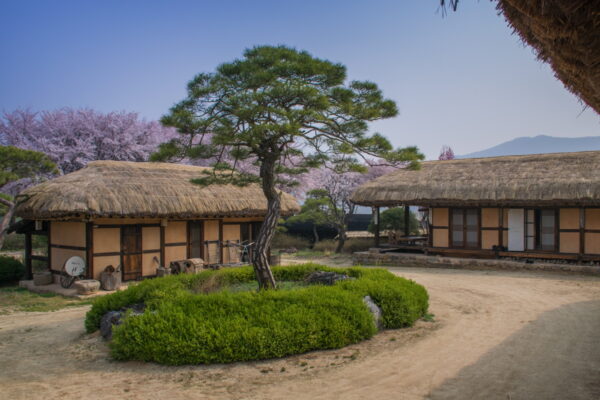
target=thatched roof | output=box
[14,161,300,219]
[497,1,600,114]
[350,151,600,207]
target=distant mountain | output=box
[459,135,600,158]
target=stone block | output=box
[33,271,53,286]
[73,279,101,295]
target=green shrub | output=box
[85,264,428,365]
[0,256,25,284]
[110,286,375,365]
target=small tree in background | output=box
[0,146,57,249]
[286,163,395,252]
[368,207,420,236]
[153,45,423,289]
[438,145,455,160]
[285,189,333,245]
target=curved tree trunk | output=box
[0,199,16,251]
[312,224,319,246]
[252,155,279,290]
[335,226,346,254]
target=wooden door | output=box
[188,221,203,259]
[539,209,556,251]
[508,209,525,251]
[121,225,142,281]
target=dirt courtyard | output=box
[1,266,599,400]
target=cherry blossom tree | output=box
[287,162,394,253]
[438,145,455,160]
[0,108,177,174]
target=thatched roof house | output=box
[15,160,299,219]
[351,151,600,262]
[15,161,299,282]
[351,151,600,207]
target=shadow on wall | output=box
[427,300,600,400]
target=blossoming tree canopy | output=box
[0,108,177,174]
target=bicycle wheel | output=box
[60,272,75,289]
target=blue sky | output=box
[1,0,597,159]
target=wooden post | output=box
[86,222,93,279]
[219,219,224,264]
[404,205,410,236]
[373,207,380,248]
[498,208,504,248]
[580,207,585,255]
[160,225,165,267]
[24,231,32,280]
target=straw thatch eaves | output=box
[496,0,600,114]
[14,161,300,220]
[350,151,600,207]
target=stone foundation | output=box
[352,251,600,276]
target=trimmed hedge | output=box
[0,256,25,284]
[85,264,428,365]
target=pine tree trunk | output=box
[312,224,319,245]
[0,201,16,251]
[252,155,279,290]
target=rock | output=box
[33,271,53,286]
[99,265,121,291]
[305,271,351,285]
[73,279,101,295]
[363,295,383,330]
[100,311,122,340]
[100,303,146,340]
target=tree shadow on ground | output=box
[428,300,600,400]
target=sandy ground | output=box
[1,266,600,400]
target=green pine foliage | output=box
[85,264,428,365]
[0,145,57,187]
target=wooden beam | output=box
[498,208,504,248]
[24,232,32,280]
[374,207,380,248]
[47,221,52,272]
[86,222,93,279]
[580,207,585,255]
[160,225,165,267]
[219,219,224,263]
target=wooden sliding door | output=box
[451,208,480,249]
[121,225,142,281]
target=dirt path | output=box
[1,267,599,400]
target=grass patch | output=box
[85,264,429,365]
[0,286,93,314]
[313,238,374,254]
[271,232,311,251]
[422,313,435,322]
[293,249,328,258]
